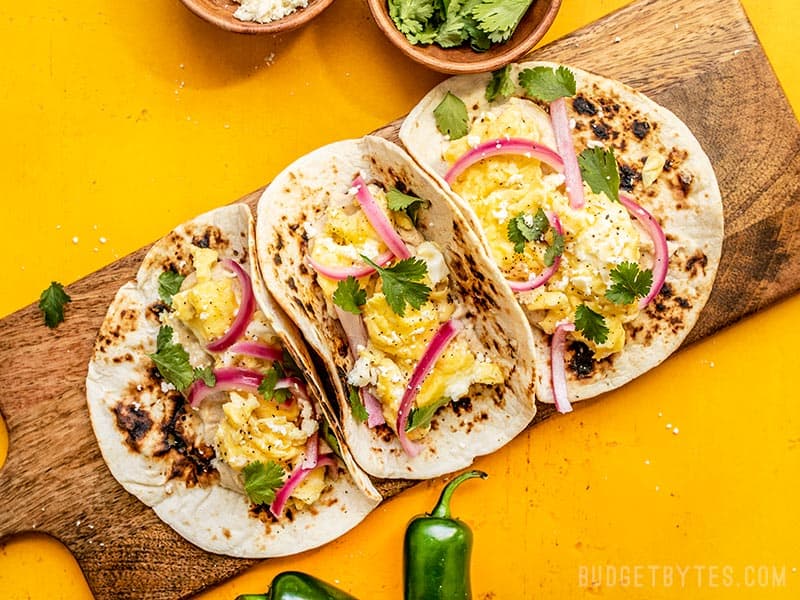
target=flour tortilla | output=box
[86,204,379,558]
[255,135,537,479]
[399,61,724,405]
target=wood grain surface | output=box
[1,0,798,597]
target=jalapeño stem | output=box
[430,470,488,519]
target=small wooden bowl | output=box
[179,0,336,34]
[366,0,561,74]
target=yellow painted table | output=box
[1,0,798,598]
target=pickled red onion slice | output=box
[444,138,564,185]
[301,432,319,469]
[619,192,669,308]
[206,259,255,352]
[361,388,386,428]
[550,321,575,414]
[396,319,463,457]
[550,97,585,209]
[352,175,411,260]
[270,455,338,518]
[186,367,304,408]
[308,250,394,281]
[507,212,564,293]
[228,340,282,362]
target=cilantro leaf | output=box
[433,92,469,140]
[193,366,217,387]
[434,0,469,48]
[320,418,343,460]
[349,386,369,423]
[148,326,196,392]
[574,305,609,345]
[507,210,549,253]
[388,0,436,38]
[543,231,565,267]
[333,276,367,315]
[486,65,516,102]
[361,256,431,317]
[470,0,533,43]
[578,147,620,203]
[38,281,71,328]
[157,270,185,304]
[258,365,292,403]
[605,262,653,305]
[386,188,428,225]
[242,461,286,506]
[407,397,450,431]
[518,66,577,102]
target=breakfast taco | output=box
[255,135,537,479]
[399,61,723,411]
[86,204,380,558]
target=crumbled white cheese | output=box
[233,0,309,23]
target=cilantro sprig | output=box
[349,385,369,423]
[242,461,286,506]
[507,209,550,253]
[574,304,609,345]
[361,256,431,317]
[38,281,71,328]
[407,396,450,431]
[578,147,620,203]
[258,363,292,403]
[486,65,516,102]
[605,262,653,305]
[158,270,185,304]
[149,326,215,392]
[333,276,367,315]
[387,188,428,225]
[518,66,576,102]
[543,231,565,267]
[433,92,469,140]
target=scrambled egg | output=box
[311,186,502,434]
[445,100,643,359]
[172,247,238,342]
[170,246,326,508]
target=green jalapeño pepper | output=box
[235,570,359,600]
[404,469,488,600]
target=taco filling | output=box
[432,66,669,412]
[307,177,503,456]
[154,245,338,518]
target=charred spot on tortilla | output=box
[568,341,595,378]
[591,121,610,140]
[573,95,597,116]
[632,120,651,139]
[685,251,708,276]
[619,164,641,191]
[113,402,154,450]
[147,301,170,321]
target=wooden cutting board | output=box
[1,0,798,597]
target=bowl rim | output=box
[366,0,562,74]
[179,0,336,34]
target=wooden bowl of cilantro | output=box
[367,0,561,73]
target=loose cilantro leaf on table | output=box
[578,147,620,203]
[543,231,565,267]
[605,262,653,305]
[387,188,428,225]
[486,65,516,102]
[574,304,609,345]
[38,281,71,328]
[349,386,369,423]
[518,66,576,102]
[470,0,534,43]
[361,256,431,317]
[433,92,469,140]
[149,326,197,392]
[333,276,367,315]
[258,364,292,403]
[242,460,286,505]
[507,209,550,253]
[407,397,450,431]
[157,270,185,304]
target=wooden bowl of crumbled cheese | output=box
[180,0,335,33]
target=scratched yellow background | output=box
[1,0,798,598]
